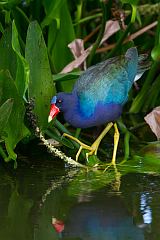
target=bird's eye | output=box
[58,99,62,103]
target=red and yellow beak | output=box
[48,104,60,122]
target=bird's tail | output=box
[134,54,151,81]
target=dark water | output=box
[0,146,160,240]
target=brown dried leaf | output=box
[144,107,160,140]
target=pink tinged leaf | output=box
[52,217,64,233]
[68,39,85,58]
[61,46,92,73]
[61,20,120,74]
[100,20,120,45]
[144,107,160,140]
[68,39,87,70]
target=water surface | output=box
[0,145,160,240]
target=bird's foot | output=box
[62,122,119,164]
[103,158,116,172]
[62,133,94,161]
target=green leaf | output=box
[0,26,17,79]
[25,21,56,129]
[12,20,30,98]
[45,129,74,149]
[41,0,66,29]
[53,72,81,82]
[121,0,139,23]
[0,0,21,8]
[0,22,4,34]
[121,0,139,6]
[151,18,160,62]
[48,1,75,73]
[0,70,29,161]
[0,98,13,136]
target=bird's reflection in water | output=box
[52,188,151,240]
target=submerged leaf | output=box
[144,107,160,140]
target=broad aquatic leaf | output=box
[0,26,17,79]
[47,1,75,92]
[41,0,66,29]
[48,1,75,73]
[144,107,160,140]
[12,21,29,97]
[0,98,13,136]
[25,21,55,129]
[0,70,29,160]
[53,72,81,82]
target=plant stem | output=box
[74,13,102,26]
[15,6,30,24]
[124,131,130,160]
[54,119,86,158]
[75,128,81,138]
[106,22,132,59]
[131,5,137,23]
[75,0,83,36]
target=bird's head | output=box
[48,95,62,123]
[48,92,72,123]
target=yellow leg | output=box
[62,133,91,161]
[62,122,113,161]
[111,123,120,165]
[87,122,113,156]
[103,123,120,171]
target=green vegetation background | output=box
[0,0,159,165]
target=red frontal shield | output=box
[48,104,60,122]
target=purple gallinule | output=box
[48,47,149,163]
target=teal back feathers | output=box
[74,48,139,117]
